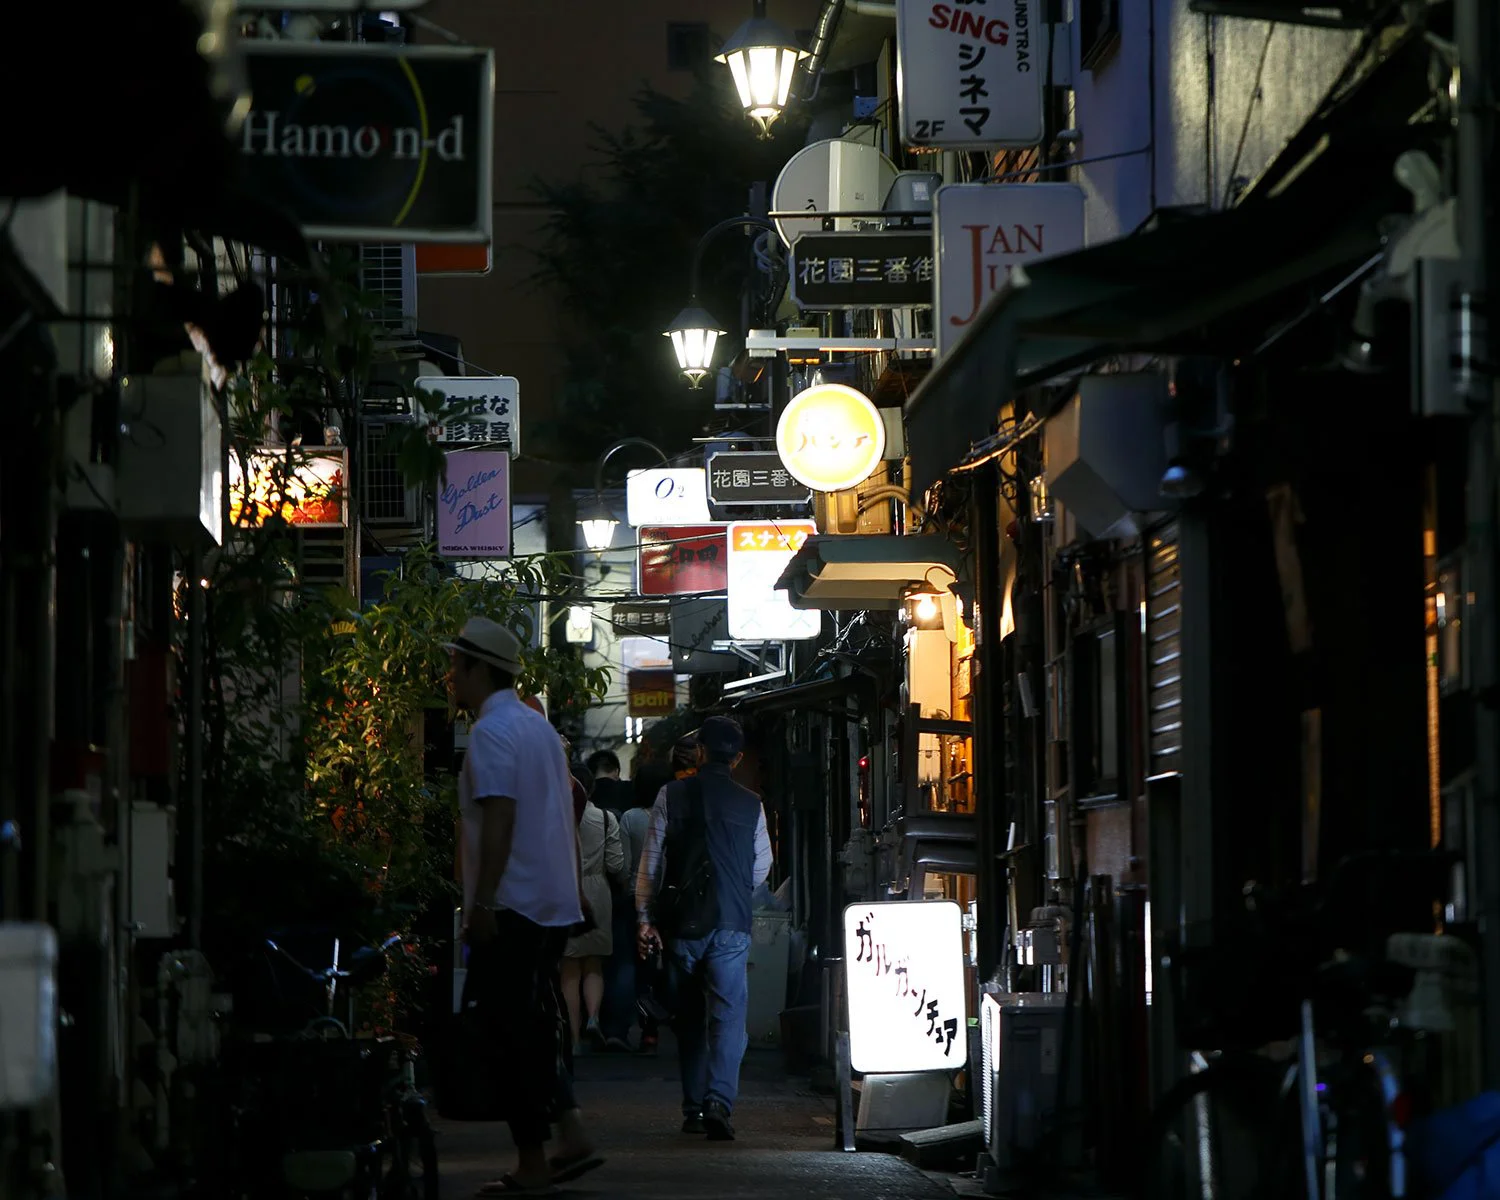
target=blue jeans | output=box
[601,896,638,1041]
[672,928,752,1116]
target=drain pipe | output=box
[797,0,846,101]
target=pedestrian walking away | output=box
[561,795,628,1052]
[636,716,771,1142]
[448,617,606,1196]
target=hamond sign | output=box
[239,43,494,243]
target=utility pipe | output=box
[1455,0,1500,1088]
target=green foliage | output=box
[527,72,808,469]
[197,268,612,1000]
[302,546,609,924]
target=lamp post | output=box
[664,214,780,387]
[576,437,672,547]
[715,0,810,138]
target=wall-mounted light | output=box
[564,605,595,646]
[903,583,946,631]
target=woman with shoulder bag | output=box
[561,793,627,1051]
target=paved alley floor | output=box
[432,1046,954,1200]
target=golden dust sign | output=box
[775,383,887,493]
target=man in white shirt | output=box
[449,617,604,1194]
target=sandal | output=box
[474,1175,561,1197]
[549,1152,606,1184]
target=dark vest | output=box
[675,762,761,935]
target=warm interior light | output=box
[577,518,618,552]
[914,592,940,623]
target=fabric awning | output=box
[903,20,1439,495]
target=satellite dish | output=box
[771,138,900,248]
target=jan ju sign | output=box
[844,900,969,1074]
[239,43,494,242]
[935,183,1085,356]
[896,0,1045,150]
[438,450,511,558]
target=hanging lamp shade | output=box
[576,496,618,552]
[664,305,726,388]
[714,11,809,137]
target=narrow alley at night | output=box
[2,0,1499,1198]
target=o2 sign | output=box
[625,467,711,526]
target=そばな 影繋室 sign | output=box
[896,0,1045,150]
[418,376,520,455]
[437,450,510,558]
[843,900,969,1075]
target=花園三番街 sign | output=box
[238,43,494,243]
[706,451,812,508]
[843,900,969,1074]
[789,231,936,310]
[775,384,888,494]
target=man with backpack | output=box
[635,717,771,1141]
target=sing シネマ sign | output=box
[844,900,969,1074]
[896,0,1045,150]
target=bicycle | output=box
[1142,849,1457,1200]
[223,932,440,1200]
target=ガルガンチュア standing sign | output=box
[843,900,969,1074]
[239,43,494,242]
[896,0,1044,150]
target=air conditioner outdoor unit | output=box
[358,243,417,335]
[979,991,1079,1182]
[359,413,426,531]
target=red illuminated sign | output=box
[638,525,729,597]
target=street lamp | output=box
[715,0,810,138]
[665,306,727,389]
[665,215,780,386]
[577,437,672,545]
[576,497,618,553]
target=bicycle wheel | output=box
[379,1101,440,1200]
[1141,1056,1302,1200]
[1325,1057,1398,1200]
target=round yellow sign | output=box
[776,383,888,493]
